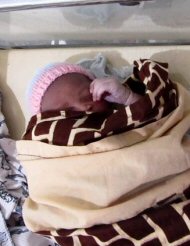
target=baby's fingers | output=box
[104,94,116,103]
[93,86,105,101]
[90,80,103,101]
[89,82,94,94]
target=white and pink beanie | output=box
[26,63,95,116]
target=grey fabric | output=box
[77,53,133,83]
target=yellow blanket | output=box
[17,83,190,232]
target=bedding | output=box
[16,59,190,245]
[0,46,189,246]
[0,93,58,245]
[40,184,190,246]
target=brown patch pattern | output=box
[38,189,190,246]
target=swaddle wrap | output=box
[16,59,190,232]
[23,59,178,146]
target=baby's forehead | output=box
[56,73,92,86]
[43,72,92,101]
[41,72,92,111]
[43,73,92,98]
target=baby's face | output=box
[41,73,109,113]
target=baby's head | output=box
[41,72,110,113]
[28,63,109,116]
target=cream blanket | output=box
[17,83,190,232]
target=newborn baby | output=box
[23,62,149,145]
[37,68,141,114]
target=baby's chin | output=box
[92,100,110,113]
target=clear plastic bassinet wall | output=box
[0,0,190,139]
[0,0,190,48]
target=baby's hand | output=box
[90,77,131,105]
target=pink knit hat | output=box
[27,63,95,116]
